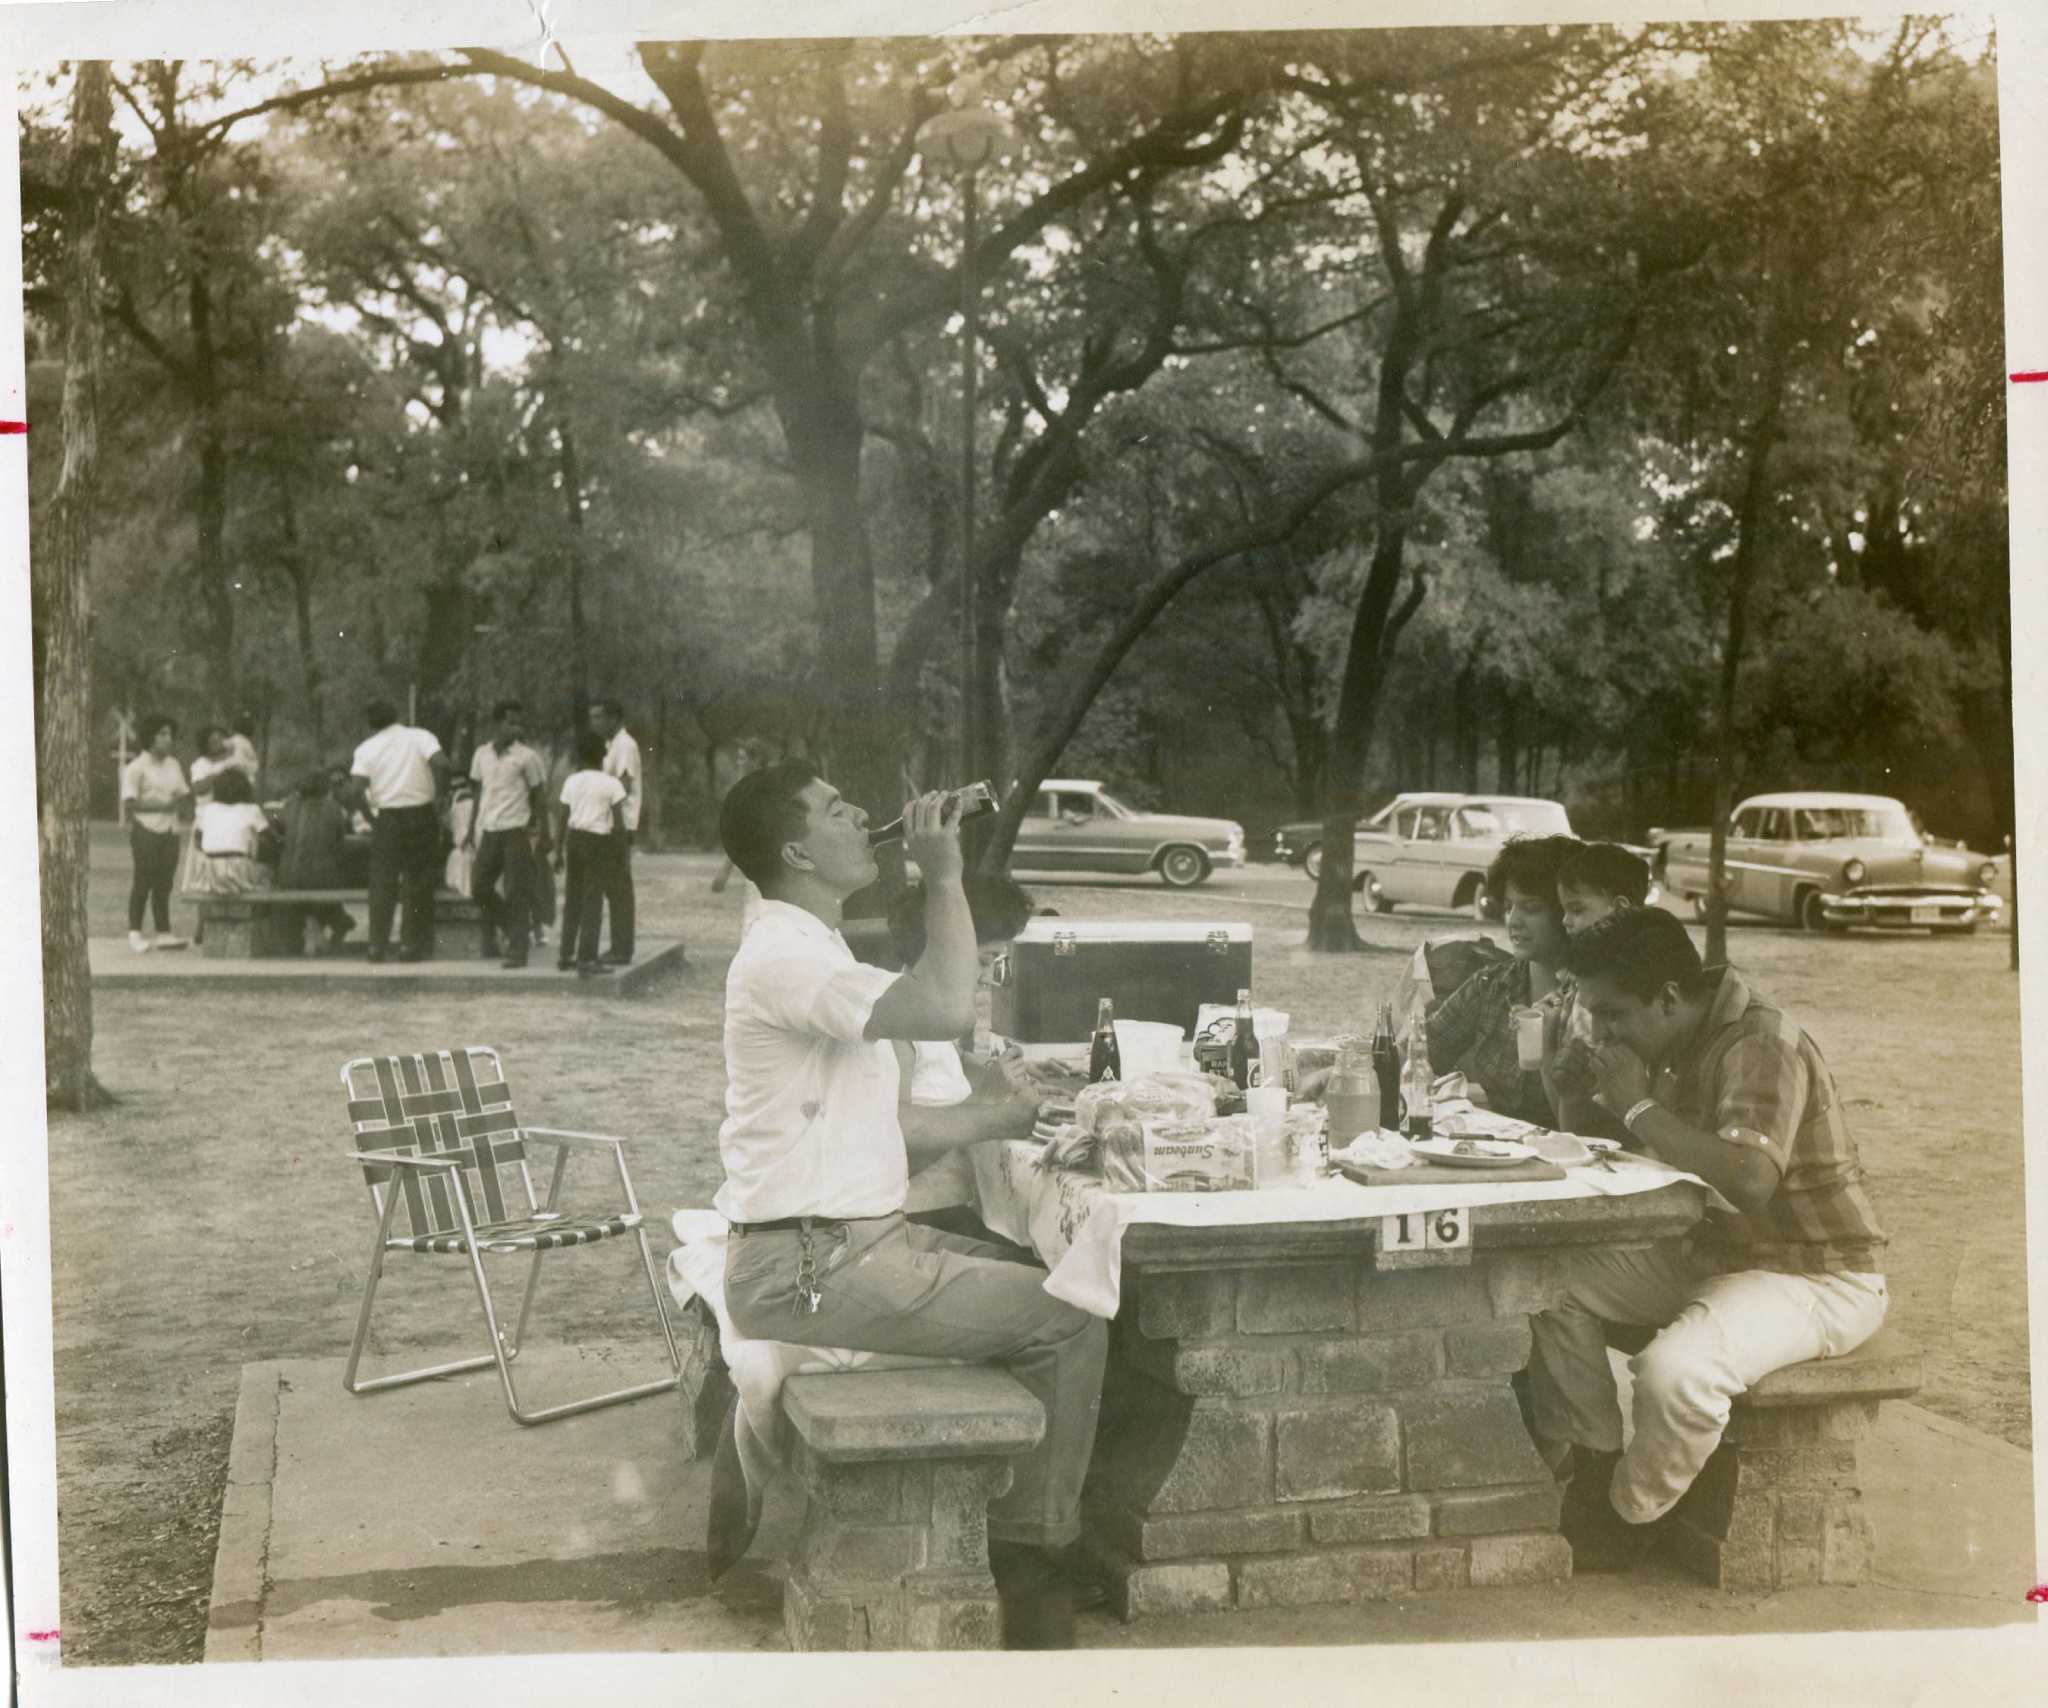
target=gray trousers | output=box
[724,1212,1107,1547]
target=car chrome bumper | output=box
[1219,845,1247,869]
[1819,888,2002,928]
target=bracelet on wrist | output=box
[1622,1097,1658,1134]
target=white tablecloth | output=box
[969,1141,1707,1319]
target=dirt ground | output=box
[40,828,2031,1664]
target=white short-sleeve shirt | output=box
[351,723,443,810]
[469,740,545,831]
[559,769,626,835]
[714,900,907,1223]
[901,1042,979,1214]
[603,727,643,833]
[120,753,189,834]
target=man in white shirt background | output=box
[346,698,450,963]
[119,712,191,952]
[714,762,1105,1648]
[591,697,640,965]
[463,698,550,969]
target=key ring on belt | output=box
[794,1217,822,1317]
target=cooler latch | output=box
[1206,931,1230,954]
[1052,932,1077,957]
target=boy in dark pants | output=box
[552,729,627,977]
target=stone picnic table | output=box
[968,1140,1711,1619]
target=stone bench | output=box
[1663,1327,1923,1590]
[779,1366,1045,1651]
[197,889,487,959]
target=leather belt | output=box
[730,1214,852,1237]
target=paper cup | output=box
[1513,1006,1545,1070]
[1114,1019,1187,1080]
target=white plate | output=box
[1523,1131,1594,1168]
[1409,1137,1538,1169]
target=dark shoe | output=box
[557,961,576,973]
[578,962,614,978]
[501,955,529,969]
[989,1542,1077,1650]
[602,951,632,965]
[1559,1447,1650,1573]
[366,947,388,964]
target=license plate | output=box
[1910,906,1942,925]
[1376,1205,1473,1269]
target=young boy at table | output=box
[713,761,1108,1647]
[1539,840,1653,1139]
[1522,906,1888,1569]
[878,873,1075,1251]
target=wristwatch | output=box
[1622,1097,1658,1135]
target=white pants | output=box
[1526,1239,1888,1523]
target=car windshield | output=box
[1090,789,1136,820]
[1791,807,1916,842]
[1483,801,1570,836]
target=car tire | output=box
[1932,921,1979,936]
[1301,844,1324,881]
[1157,846,1210,889]
[1796,888,1845,934]
[1462,876,1494,921]
[1366,873,1393,914]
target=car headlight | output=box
[1978,862,1999,888]
[1842,859,1867,885]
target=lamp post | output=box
[923,105,1010,787]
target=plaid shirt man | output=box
[1425,955,1553,1126]
[1664,966,1887,1276]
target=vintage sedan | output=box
[1653,791,2003,933]
[1271,793,1572,914]
[1010,779,1246,888]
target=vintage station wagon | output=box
[1653,791,2003,933]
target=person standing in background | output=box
[223,714,260,791]
[591,697,640,965]
[465,698,549,969]
[552,728,627,978]
[346,699,449,964]
[120,713,190,953]
[176,725,234,898]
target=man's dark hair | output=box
[212,767,255,807]
[1564,906,1710,1002]
[197,723,226,750]
[491,697,523,722]
[886,873,1038,967]
[719,758,821,892]
[592,697,625,722]
[573,729,607,769]
[1485,834,1581,911]
[365,700,398,730]
[139,713,176,745]
[1558,841,1652,907]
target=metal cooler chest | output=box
[991,919,1253,1042]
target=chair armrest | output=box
[522,1126,631,1152]
[346,1150,463,1171]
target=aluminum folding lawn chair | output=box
[340,1046,681,1424]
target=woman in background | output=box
[187,766,274,901]
[177,725,235,897]
[119,713,190,952]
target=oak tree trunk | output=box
[40,62,117,1112]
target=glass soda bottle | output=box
[1402,1000,1434,1141]
[1372,1000,1402,1130]
[1089,997,1122,1084]
[1228,988,1256,1089]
